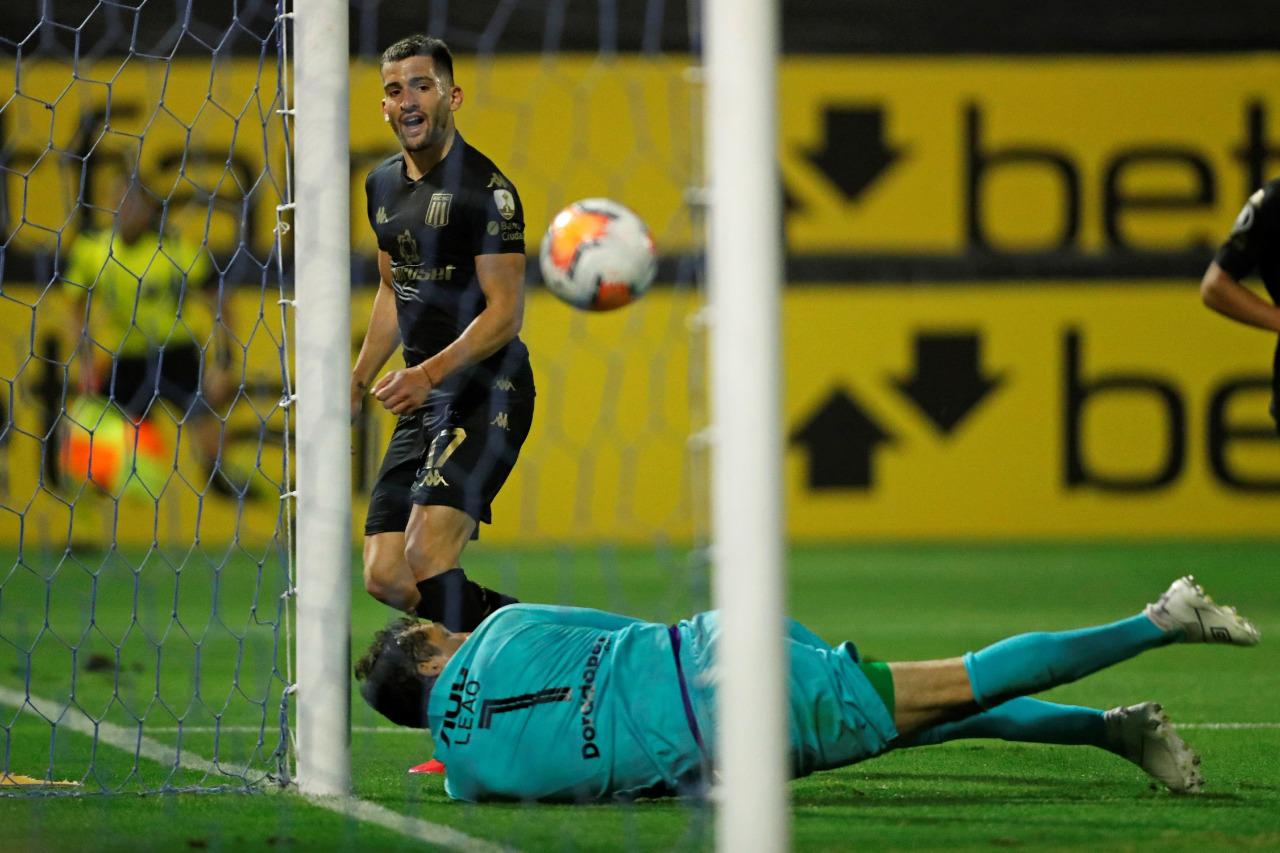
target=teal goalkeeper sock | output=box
[964,613,1169,708]
[910,697,1107,748]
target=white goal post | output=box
[705,0,789,850]
[292,0,353,798]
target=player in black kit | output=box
[353,35,531,630]
[1201,178,1280,433]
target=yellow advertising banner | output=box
[8,55,1278,262]
[0,55,700,262]
[4,284,1273,547]
[783,284,1279,539]
[778,56,1280,255]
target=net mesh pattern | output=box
[0,1,294,793]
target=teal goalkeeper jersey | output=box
[426,604,703,802]
[425,604,898,803]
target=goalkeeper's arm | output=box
[351,250,402,416]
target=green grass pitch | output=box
[2,541,1278,851]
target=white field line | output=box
[145,725,411,734]
[1173,722,1280,730]
[0,686,512,853]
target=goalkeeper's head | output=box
[355,617,469,728]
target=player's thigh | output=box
[888,658,976,736]
[403,503,478,580]
[363,530,409,586]
[785,640,898,776]
[364,414,424,538]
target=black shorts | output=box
[364,385,535,536]
[108,346,203,420]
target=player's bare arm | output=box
[373,251,525,415]
[353,250,404,415]
[1200,260,1280,333]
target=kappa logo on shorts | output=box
[425,192,452,227]
[416,468,448,488]
[416,426,467,490]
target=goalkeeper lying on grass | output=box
[355,576,1260,802]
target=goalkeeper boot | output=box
[1104,701,1203,793]
[1144,576,1260,645]
[408,759,445,775]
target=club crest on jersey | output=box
[375,206,389,224]
[397,229,420,264]
[493,189,516,221]
[425,191,452,228]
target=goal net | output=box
[2,0,715,827]
[1,2,294,792]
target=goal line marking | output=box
[0,686,511,853]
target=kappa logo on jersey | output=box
[486,172,511,190]
[1232,200,1256,235]
[493,189,516,221]
[375,206,389,224]
[492,376,516,392]
[425,191,452,227]
[396,229,420,264]
[490,411,509,431]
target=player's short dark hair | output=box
[354,616,441,729]
[379,35,454,84]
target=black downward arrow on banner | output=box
[789,388,895,490]
[805,107,903,202]
[893,333,1003,435]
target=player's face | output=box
[380,55,461,153]
[399,621,469,676]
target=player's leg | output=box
[364,530,416,610]
[402,502,518,631]
[401,391,533,630]
[152,345,255,499]
[889,576,1258,735]
[363,414,426,609]
[907,696,1205,793]
[908,696,1107,748]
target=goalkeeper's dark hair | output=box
[380,34,454,84]
[354,616,442,729]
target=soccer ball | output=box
[539,198,656,311]
[59,397,170,500]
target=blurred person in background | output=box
[63,171,252,498]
